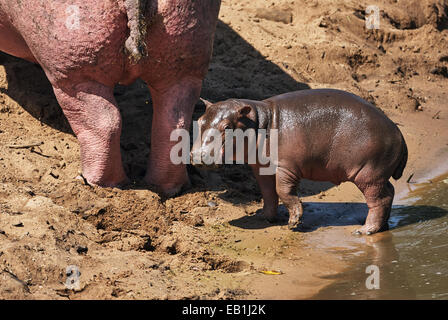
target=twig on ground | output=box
[7,142,44,149]
[432,110,441,119]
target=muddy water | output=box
[311,173,448,299]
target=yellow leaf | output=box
[259,270,283,275]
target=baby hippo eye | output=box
[220,121,232,131]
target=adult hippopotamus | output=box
[191,89,408,235]
[0,0,221,196]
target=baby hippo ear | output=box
[200,98,213,109]
[238,105,252,117]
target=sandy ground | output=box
[1,0,448,299]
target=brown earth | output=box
[1,0,448,299]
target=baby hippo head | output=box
[191,99,258,167]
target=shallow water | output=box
[311,173,448,299]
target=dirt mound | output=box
[383,0,448,30]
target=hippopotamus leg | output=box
[52,81,128,187]
[124,0,147,63]
[276,167,304,229]
[251,165,279,222]
[354,176,394,235]
[145,77,202,196]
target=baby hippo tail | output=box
[393,135,408,180]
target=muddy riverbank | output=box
[1,0,448,299]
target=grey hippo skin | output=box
[192,89,408,235]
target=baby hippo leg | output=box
[251,165,279,222]
[52,81,128,187]
[276,167,303,229]
[354,181,394,235]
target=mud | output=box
[1,0,448,299]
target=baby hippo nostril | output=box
[190,150,204,165]
[205,151,218,164]
[190,151,198,164]
[190,148,220,166]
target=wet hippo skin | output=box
[192,89,408,235]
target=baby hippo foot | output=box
[287,201,304,230]
[288,212,301,230]
[261,206,279,224]
[352,223,389,236]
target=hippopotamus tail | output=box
[125,0,149,63]
[392,135,408,180]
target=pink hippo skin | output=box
[0,0,221,196]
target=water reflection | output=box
[312,173,448,299]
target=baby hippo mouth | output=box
[192,162,223,170]
[190,145,225,169]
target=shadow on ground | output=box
[229,203,448,233]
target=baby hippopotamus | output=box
[191,89,408,235]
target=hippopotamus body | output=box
[0,0,221,196]
[192,89,408,235]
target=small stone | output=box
[160,237,178,255]
[190,215,204,227]
[207,201,217,208]
[76,246,88,255]
[254,7,293,24]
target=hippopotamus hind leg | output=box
[144,77,203,197]
[354,181,394,235]
[52,81,128,187]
